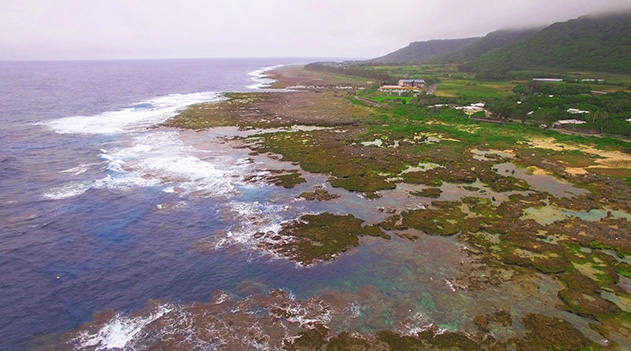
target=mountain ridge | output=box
[368,38,479,64]
[441,28,541,63]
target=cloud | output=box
[0,0,629,60]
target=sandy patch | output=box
[530,137,631,172]
[526,166,552,176]
[565,167,589,176]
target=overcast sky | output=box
[1,0,630,61]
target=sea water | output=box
[0,59,595,350]
[0,58,309,349]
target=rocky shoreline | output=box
[51,65,631,350]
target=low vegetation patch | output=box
[262,213,390,265]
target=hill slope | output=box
[442,28,540,63]
[369,38,478,64]
[469,13,631,73]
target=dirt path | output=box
[353,96,382,107]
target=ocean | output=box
[1,58,555,350]
[0,58,315,349]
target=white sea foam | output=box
[43,130,254,200]
[93,174,161,191]
[77,305,172,350]
[44,92,223,135]
[280,302,332,329]
[60,163,96,175]
[246,65,285,89]
[215,201,288,249]
[43,183,91,200]
[108,131,247,197]
[269,293,331,329]
[397,312,434,336]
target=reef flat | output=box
[58,65,631,350]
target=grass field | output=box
[434,78,517,98]
[357,64,466,81]
[565,71,631,86]
[373,96,413,104]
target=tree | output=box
[593,111,611,133]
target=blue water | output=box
[0,58,328,350]
[0,58,472,350]
[2,58,594,350]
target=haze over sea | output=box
[0,58,333,349]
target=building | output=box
[532,78,563,82]
[379,79,426,95]
[455,102,486,116]
[567,108,590,114]
[553,119,587,128]
[378,85,418,95]
[398,79,426,88]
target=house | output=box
[553,119,587,128]
[398,79,426,88]
[455,102,486,116]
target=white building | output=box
[553,119,587,127]
[378,85,420,95]
[398,79,426,88]
[533,78,563,82]
[567,108,590,114]
[455,102,486,115]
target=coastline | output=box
[246,64,287,89]
[45,64,631,350]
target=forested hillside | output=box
[442,28,539,63]
[469,13,631,73]
[369,38,478,64]
[368,13,631,74]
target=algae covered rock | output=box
[300,189,340,201]
[267,213,390,265]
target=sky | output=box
[1,0,630,61]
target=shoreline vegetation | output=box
[61,65,631,350]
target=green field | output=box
[373,96,413,104]
[354,64,468,81]
[434,78,518,98]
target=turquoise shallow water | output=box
[523,206,631,225]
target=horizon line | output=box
[0,56,367,64]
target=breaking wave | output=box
[67,291,331,351]
[44,92,223,135]
[44,131,254,200]
[75,305,172,350]
[213,201,289,249]
[246,65,285,89]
